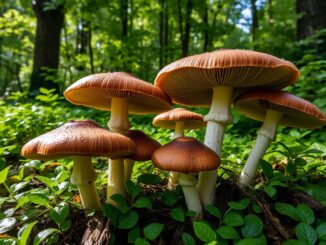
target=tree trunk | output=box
[120,0,129,70]
[202,1,209,52]
[159,0,164,67]
[297,0,326,40]
[30,0,64,95]
[250,0,259,46]
[177,0,193,57]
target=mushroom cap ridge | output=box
[152,137,220,174]
[155,49,300,106]
[64,72,171,114]
[21,120,136,161]
[234,89,326,129]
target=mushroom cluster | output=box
[20,49,326,220]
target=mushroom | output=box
[152,137,220,219]
[21,120,135,209]
[124,130,161,181]
[234,89,326,186]
[155,49,300,204]
[64,72,171,202]
[153,108,206,189]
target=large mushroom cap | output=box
[64,72,171,114]
[21,120,136,161]
[152,137,220,174]
[125,130,161,161]
[234,89,326,129]
[153,108,206,130]
[155,49,300,106]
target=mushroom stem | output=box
[168,121,185,189]
[198,86,233,205]
[124,159,134,181]
[179,173,203,220]
[71,156,101,210]
[239,110,283,186]
[108,98,130,134]
[107,158,126,204]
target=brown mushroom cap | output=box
[64,72,172,114]
[124,130,161,161]
[152,137,220,174]
[153,108,206,130]
[234,89,326,129]
[21,120,136,161]
[155,49,300,106]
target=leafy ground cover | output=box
[0,90,325,244]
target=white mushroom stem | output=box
[107,97,131,204]
[124,159,134,181]
[198,86,233,205]
[179,173,202,220]
[108,98,130,134]
[168,121,184,189]
[71,156,101,210]
[239,110,283,186]
[107,158,126,204]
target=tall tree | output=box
[297,0,326,40]
[30,0,64,95]
[159,0,169,67]
[177,0,193,57]
[250,0,259,45]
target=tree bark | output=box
[297,0,326,40]
[177,0,193,57]
[30,0,64,95]
[250,0,259,45]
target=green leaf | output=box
[205,204,221,218]
[235,238,261,245]
[137,174,162,185]
[27,194,50,208]
[118,211,139,229]
[170,208,185,222]
[135,237,150,245]
[263,185,277,198]
[125,180,141,198]
[223,211,244,227]
[181,232,196,245]
[0,218,16,233]
[295,223,317,245]
[216,226,240,240]
[275,202,299,221]
[134,197,152,210]
[103,203,120,226]
[241,214,263,238]
[33,228,60,245]
[35,176,55,190]
[143,223,164,240]
[60,220,71,232]
[162,190,180,206]
[128,227,141,243]
[228,198,250,210]
[296,204,315,225]
[50,202,69,225]
[316,223,326,240]
[260,160,273,178]
[18,221,37,245]
[16,196,29,209]
[282,239,307,245]
[0,166,10,184]
[252,204,262,214]
[0,239,17,245]
[110,194,130,213]
[9,182,29,193]
[193,221,216,242]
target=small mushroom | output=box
[21,120,135,209]
[153,108,206,189]
[124,130,161,181]
[64,72,171,202]
[152,137,220,219]
[155,49,300,204]
[234,89,326,186]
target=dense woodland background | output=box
[0,0,326,105]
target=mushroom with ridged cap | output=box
[152,137,220,219]
[21,120,135,209]
[124,130,161,181]
[153,108,206,189]
[155,49,300,205]
[63,72,171,202]
[234,89,326,186]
